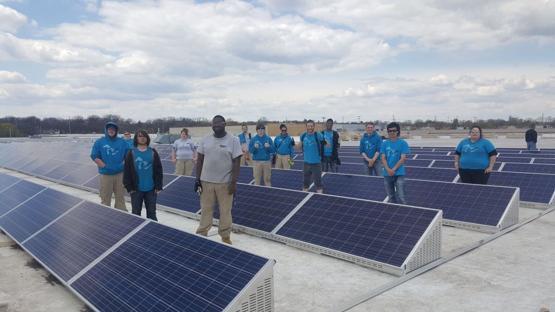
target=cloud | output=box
[0,3,27,33]
[0,70,26,83]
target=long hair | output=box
[133,130,150,147]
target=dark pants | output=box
[321,156,337,172]
[458,169,490,185]
[383,175,406,204]
[131,190,158,221]
[304,163,323,190]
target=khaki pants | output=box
[99,173,127,211]
[240,152,252,166]
[275,154,291,169]
[175,159,194,176]
[253,160,272,186]
[196,182,233,239]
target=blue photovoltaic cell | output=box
[43,162,82,180]
[0,189,82,242]
[23,201,144,281]
[161,159,176,174]
[415,155,454,161]
[405,159,433,167]
[269,169,304,190]
[337,163,370,175]
[217,184,307,232]
[533,158,555,164]
[432,160,502,170]
[71,222,269,312]
[0,173,19,190]
[405,180,516,226]
[60,165,98,186]
[497,157,531,163]
[30,159,65,176]
[157,176,200,213]
[276,194,439,267]
[486,172,555,204]
[502,153,555,158]
[163,173,179,187]
[238,166,254,184]
[0,180,45,217]
[502,163,555,175]
[291,161,304,171]
[405,167,458,182]
[340,156,367,163]
[318,174,386,201]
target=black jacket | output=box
[123,147,163,192]
[525,129,537,143]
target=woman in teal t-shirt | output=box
[454,125,497,184]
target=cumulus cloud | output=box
[0,70,26,83]
[0,4,27,33]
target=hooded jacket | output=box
[90,122,129,175]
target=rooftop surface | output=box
[0,138,554,312]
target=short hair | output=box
[133,130,150,147]
[326,118,333,123]
[386,122,401,135]
[213,115,226,123]
[180,128,188,135]
[306,119,315,125]
[279,123,287,130]
[256,123,266,130]
[366,122,375,127]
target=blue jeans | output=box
[364,160,381,176]
[526,141,537,151]
[130,190,158,221]
[383,175,406,204]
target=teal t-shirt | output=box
[380,139,410,176]
[302,132,323,164]
[456,138,496,169]
[323,130,334,157]
[133,147,154,192]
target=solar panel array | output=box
[0,173,275,312]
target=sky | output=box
[0,0,554,122]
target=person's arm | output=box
[153,149,164,192]
[228,156,241,194]
[359,139,369,160]
[454,154,460,170]
[171,148,177,163]
[454,141,463,170]
[381,153,394,176]
[391,154,407,172]
[194,153,204,193]
[90,141,106,168]
[485,145,497,173]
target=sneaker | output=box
[316,189,323,194]
[222,237,232,245]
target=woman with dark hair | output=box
[123,130,163,220]
[454,125,497,184]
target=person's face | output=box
[470,127,480,140]
[326,120,333,130]
[212,118,226,133]
[124,133,131,139]
[180,132,188,139]
[280,127,287,135]
[256,128,265,136]
[107,127,117,137]
[136,133,148,145]
[387,127,398,139]
[306,122,315,133]
[366,124,374,134]
[242,125,248,133]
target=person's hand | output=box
[264,142,270,148]
[368,159,374,166]
[155,189,162,194]
[194,180,202,194]
[386,168,395,176]
[485,167,493,174]
[228,182,237,195]
[255,143,260,148]
[454,163,459,170]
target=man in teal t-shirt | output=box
[380,122,410,204]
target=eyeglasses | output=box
[470,131,480,134]
[281,129,287,131]
[387,129,398,133]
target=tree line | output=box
[0,114,552,137]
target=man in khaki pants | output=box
[195,115,242,244]
[248,124,275,186]
[90,122,129,211]
[273,123,295,169]
[171,128,197,176]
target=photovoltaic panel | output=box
[336,163,370,175]
[276,194,440,269]
[502,163,555,174]
[238,166,254,184]
[269,169,304,190]
[432,160,502,170]
[30,159,65,176]
[0,173,19,191]
[291,161,304,171]
[414,155,454,161]
[405,180,517,227]
[43,162,83,180]
[533,158,555,164]
[83,175,100,191]
[23,201,144,281]
[60,165,98,186]
[487,171,555,204]
[157,176,200,214]
[502,153,555,158]
[0,188,82,242]
[405,167,458,182]
[497,157,532,163]
[163,173,179,187]
[0,180,45,217]
[71,222,270,312]
[405,159,433,167]
[161,159,176,174]
[318,174,386,201]
[222,184,308,232]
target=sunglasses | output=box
[387,129,398,133]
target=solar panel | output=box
[336,163,370,175]
[161,159,176,174]
[275,194,441,274]
[238,166,254,184]
[162,173,179,187]
[0,180,46,217]
[405,159,433,167]
[269,169,304,190]
[533,158,555,164]
[487,171,555,204]
[405,180,518,229]
[497,156,532,163]
[217,184,309,233]
[318,174,387,201]
[23,201,144,281]
[502,153,555,158]
[82,175,100,191]
[0,188,82,242]
[414,155,454,161]
[157,176,201,214]
[43,162,83,180]
[71,222,272,312]
[432,160,502,170]
[405,167,458,182]
[0,173,20,191]
[60,165,99,186]
[30,159,65,176]
[502,163,555,174]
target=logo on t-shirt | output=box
[135,156,151,170]
[102,144,119,156]
[462,144,480,153]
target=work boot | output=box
[222,237,232,245]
